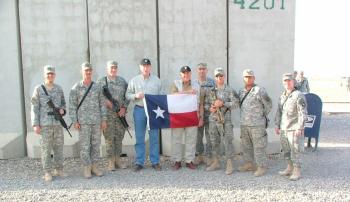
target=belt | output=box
[135,105,144,108]
[47,112,55,115]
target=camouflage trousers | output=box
[209,121,234,160]
[280,130,304,167]
[103,115,125,158]
[40,126,64,172]
[240,126,267,167]
[79,124,101,166]
[196,117,212,157]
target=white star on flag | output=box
[153,106,165,119]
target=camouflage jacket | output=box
[275,89,307,130]
[97,76,130,116]
[296,77,310,93]
[239,85,272,127]
[69,81,107,124]
[31,84,66,127]
[194,77,215,118]
[204,84,240,123]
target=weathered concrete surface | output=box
[19,0,89,131]
[229,1,296,126]
[158,0,228,155]
[0,0,25,158]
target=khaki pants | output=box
[171,126,197,163]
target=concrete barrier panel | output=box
[0,0,26,158]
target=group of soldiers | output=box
[31,59,307,183]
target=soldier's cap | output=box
[214,67,225,77]
[197,63,207,69]
[107,60,118,67]
[180,66,191,73]
[243,69,254,77]
[140,58,151,65]
[81,62,92,70]
[282,73,294,81]
[44,65,55,74]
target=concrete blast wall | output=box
[0,0,295,158]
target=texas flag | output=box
[143,94,199,130]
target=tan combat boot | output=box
[43,171,52,182]
[206,156,220,171]
[91,164,103,177]
[254,166,267,177]
[225,159,234,175]
[53,169,67,177]
[238,161,256,172]
[84,166,92,179]
[194,155,205,165]
[107,156,116,171]
[289,166,301,181]
[278,161,293,176]
[206,156,213,167]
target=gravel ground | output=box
[1,114,350,201]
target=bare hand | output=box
[74,123,81,130]
[105,100,113,110]
[136,92,144,99]
[214,99,223,108]
[275,128,280,135]
[209,105,217,113]
[118,107,126,117]
[198,118,204,127]
[101,121,107,131]
[59,109,65,115]
[33,126,41,135]
[295,129,303,137]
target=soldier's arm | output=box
[297,94,308,130]
[224,89,240,111]
[69,86,78,124]
[30,86,40,127]
[59,86,67,113]
[274,97,282,129]
[259,88,273,115]
[122,79,130,108]
[99,85,108,122]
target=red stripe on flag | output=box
[169,111,199,128]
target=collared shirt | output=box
[239,85,272,127]
[31,83,66,126]
[275,89,307,130]
[126,74,162,107]
[69,81,107,124]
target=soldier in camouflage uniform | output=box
[205,68,239,175]
[31,65,66,182]
[295,70,310,93]
[97,60,129,171]
[193,63,215,166]
[238,69,272,177]
[275,73,307,181]
[69,62,107,179]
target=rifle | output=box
[102,85,132,138]
[47,100,72,137]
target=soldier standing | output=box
[238,69,272,177]
[170,66,204,170]
[126,58,162,171]
[206,68,239,175]
[275,73,307,181]
[31,65,67,182]
[69,62,107,178]
[97,60,129,171]
[193,63,215,166]
[295,70,310,93]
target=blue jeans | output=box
[133,106,160,166]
